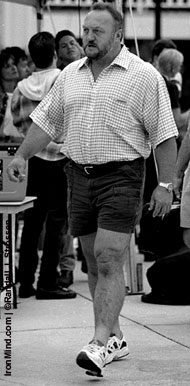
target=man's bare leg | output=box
[80,232,97,298]
[80,228,131,346]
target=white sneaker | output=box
[106,335,129,365]
[76,342,106,377]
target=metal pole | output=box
[37,0,47,32]
[154,0,162,40]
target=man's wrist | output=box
[158,182,173,192]
[15,152,27,161]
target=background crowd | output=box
[0,29,87,300]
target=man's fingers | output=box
[148,199,154,212]
[153,202,171,218]
[7,167,18,182]
[7,167,25,182]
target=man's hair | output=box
[55,30,77,54]
[1,46,27,65]
[151,39,177,62]
[92,2,124,32]
[28,31,55,69]
[0,51,15,72]
[0,51,16,92]
[158,48,184,78]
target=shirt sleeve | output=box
[143,68,179,148]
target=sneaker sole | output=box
[106,348,129,365]
[76,351,102,376]
[86,370,103,377]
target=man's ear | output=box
[116,28,123,42]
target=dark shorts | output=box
[64,158,145,237]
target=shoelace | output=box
[84,344,106,359]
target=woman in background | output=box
[0,50,22,141]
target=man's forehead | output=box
[18,58,28,65]
[83,10,113,27]
[60,36,76,42]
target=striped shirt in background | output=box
[30,45,178,165]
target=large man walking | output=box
[7,2,178,378]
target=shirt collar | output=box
[78,45,130,71]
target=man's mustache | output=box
[84,43,97,49]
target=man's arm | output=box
[7,122,52,182]
[15,122,51,159]
[154,137,177,182]
[175,129,190,178]
[149,137,177,217]
[174,127,190,198]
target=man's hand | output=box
[149,185,173,217]
[173,175,183,200]
[7,156,27,182]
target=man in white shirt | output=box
[7,2,178,378]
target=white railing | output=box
[45,0,190,8]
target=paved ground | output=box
[0,260,190,386]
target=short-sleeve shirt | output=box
[30,45,178,165]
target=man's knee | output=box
[95,247,124,276]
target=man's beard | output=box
[84,41,114,60]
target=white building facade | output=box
[0,0,190,51]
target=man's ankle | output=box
[110,331,123,340]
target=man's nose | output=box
[86,30,95,41]
[68,42,76,49]
[26,66,30,74]
[12,64,18,72]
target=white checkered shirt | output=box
[30,45,178,164]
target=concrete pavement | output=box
[0,260,190,386]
